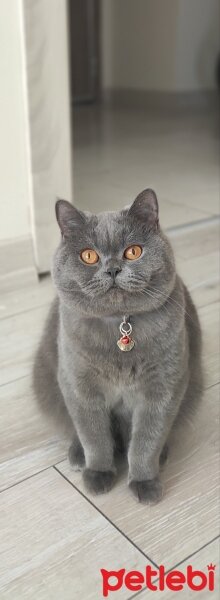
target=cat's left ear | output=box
[55,199,86,237]
[128,189,159,230]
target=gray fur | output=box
[33,189,203,503]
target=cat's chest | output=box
[63,311,167,383]
[76,313,162,353]
[72,318,157,381]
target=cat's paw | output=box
[83,469,116,495]
[68,442,85,471]
[129,476,163,504]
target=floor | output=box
[73,100,219,223]
[0,101,219,599]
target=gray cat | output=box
[33,189,203,503]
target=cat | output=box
[33,188,203,504]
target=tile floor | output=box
[0,102,219,599]
[73,101,219,222]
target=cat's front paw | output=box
[68,442,85,471]
[83,469,116,495]
[129,476,163,504]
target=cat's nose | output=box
[106,266,122,280]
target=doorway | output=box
[68,0,100,104]
[68,0,219,224]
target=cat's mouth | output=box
[106,281,135,295]
[107,283,121,291]
[106,281,125,294]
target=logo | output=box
[101,563,216,596]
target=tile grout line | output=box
[128,534,220,600]
[166,214,220,236]
[0,459,66,494]
[197,299,220,311]
[189,275,220,292]
[161,534,220,573]
[53,465,159,569]
[1,460,218,596]
[206,380,220,391]
[0,374,29,389]
[0,300,51,322]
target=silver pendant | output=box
[117,317,135,352]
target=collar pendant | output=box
[117,316,135,352]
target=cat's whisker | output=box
[148,284,198,326]
[134,273,191,320]
[140,287,184,318]
[139,285,198,327]
[138,289,171,320]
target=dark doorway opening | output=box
[68,0,100,104]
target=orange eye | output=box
[80,248,99,265]
[124,245,142,260]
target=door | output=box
[21,0,73,273]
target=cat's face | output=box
[53,189,175,316]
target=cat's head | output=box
[52,189,176,316]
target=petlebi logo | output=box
[101,563,216,596]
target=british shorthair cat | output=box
[33,189,203,503]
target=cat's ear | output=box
[55,199,86,237]
[128,189,159,229]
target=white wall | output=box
[101,0,220,92]
[175,0,220,91]
[0,0,30,242]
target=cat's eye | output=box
[124,245,142,260]
[80,248,99,265]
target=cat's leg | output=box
[61,382,116,494]
[68,423,85,471]
[128,406,164,505]
[127,386,184,504]
[78,402,116,494]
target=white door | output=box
[21,0,73,273]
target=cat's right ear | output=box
[55,199,86,238]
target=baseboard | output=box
[0,235,36,278]
[101,89,219,111]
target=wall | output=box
[0,0,31,242]
[175,0,220,91]
[101,0,220,92]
